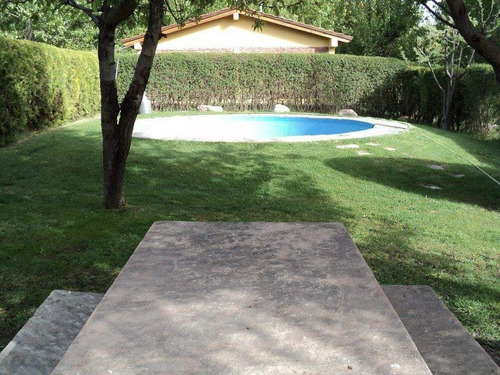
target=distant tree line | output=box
[0,0,423,58]
[1,0,497,67]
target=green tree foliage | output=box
[0,0,98,49]
[411,0,499,129]
[274,0,422,58]
[450,0,500,66]
[415,25,476,130]
[1,0,423,57]
[418,0,500,83]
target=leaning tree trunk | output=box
[446,0,500,84]
[97,0,164,209]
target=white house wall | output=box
[156,15,331,52]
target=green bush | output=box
[0,37,100,145]
[459,65,500,133]
[117,53,408,115]
[400,64,499,132]
[117,53,499,132]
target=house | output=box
[122,8,353,54]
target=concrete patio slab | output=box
[0,290,103,375]
[383,285,500,375]
[52,222,431,374]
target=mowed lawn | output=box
[1,115,499,360]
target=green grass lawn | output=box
[1,114,499,361]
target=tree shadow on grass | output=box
[480,340,500,366]
[325,156,499,211]
[412,125,500,172]
[125,142,356,223]
[2,130,499,361]
[2,137,360,348]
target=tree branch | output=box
[164,0,183,24]
[264,0,305,11]
[119,0,164,151]
[429,0,451,15]
[103,0,139,27]
[420,1,456,28]
[418,46,445,91]
[446,0,500,83]
[59,0,100,26]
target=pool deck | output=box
[133,114,409,142]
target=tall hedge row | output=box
[117,53,498,131]
[117,53,409,117]
[1,44,496,144]
[0,37,100,145]
[398,65,499,132]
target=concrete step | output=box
[2,224,498,374]
[4,287,498,375]
[383,285,499,375]
[0,290,102,375]
[52,222,431,374]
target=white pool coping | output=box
[133,114,409,142]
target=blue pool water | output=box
[134,114,377,142]
[210,115,373,138]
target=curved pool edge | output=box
[133,114,409,143]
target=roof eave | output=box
[121,8,353,46]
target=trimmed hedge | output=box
[117,53,499,132]
[399,65,499,132]
[452,65,499,132]
[117,53,408,117]
[0,37,100,145]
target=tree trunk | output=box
[62,0,164,209]
[98,24,127,209]
[97,0,163,209]
[442,91,449,131]
[442,79,456,131]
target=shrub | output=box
[117,53,409,115]
[459,65,500,133]
[399,64,499,132]
[0,37,100,145]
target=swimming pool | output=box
[133,114,408,142]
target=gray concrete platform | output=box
[4,287,498,374]
[0,290,103,375]
[383,285,500,375]
[52,222,431,374]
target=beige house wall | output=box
[156,15,332,53]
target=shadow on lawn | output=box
[125,142,356,223]
[357,215,500,363]
[417,125,500,172]
[2,129,499,360]
[325,156,500,211]
[480,340,500,366]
